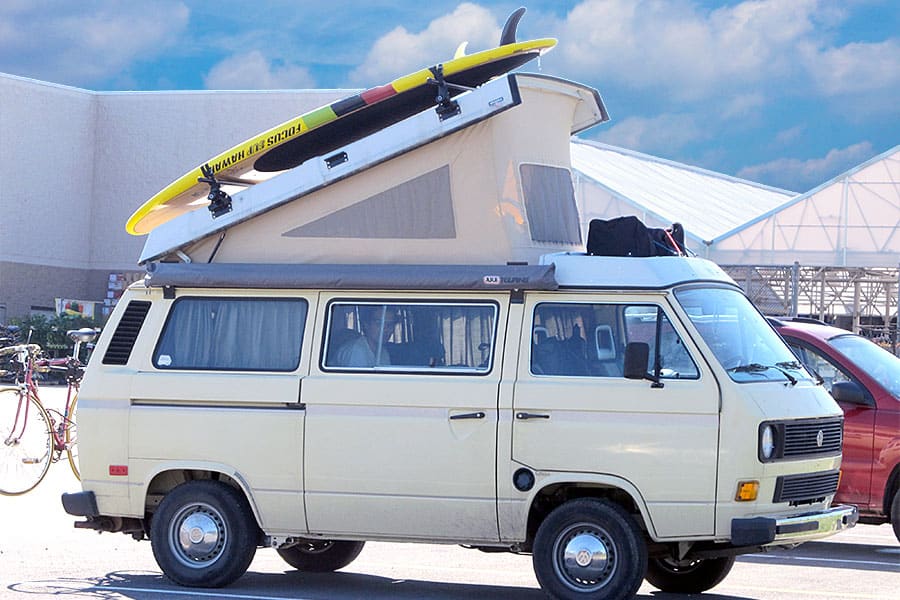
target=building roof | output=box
[570,140,796,244]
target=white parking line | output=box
[743,553,900,569]
[716,584,894,599]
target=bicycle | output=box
[0,327,96,495]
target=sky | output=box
[1,0,897,193]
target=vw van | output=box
[62,256,857,598]
[62,67,855,599]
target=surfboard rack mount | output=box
[428,65,464,121]
[199,164,233,219]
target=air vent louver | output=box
[102,301,151,365]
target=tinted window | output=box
[155,297,306,371]
[323,302,497,373]
[531,302,698,379]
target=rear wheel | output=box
[645,555,735,593]
[276,539,365,572]
[150,480,258,587]
[0,389,53,495]
[65,392,79,480]
[533,498,647,599]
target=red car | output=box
[772,317,900,542]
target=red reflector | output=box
[109,465,128,476]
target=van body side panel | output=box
[128,404,305,532]
[512,293,721,538]
[302,293,506,542]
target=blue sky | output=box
[1,0,897,192]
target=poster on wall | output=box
[55,298,98,319]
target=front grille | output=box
[774,470,840,505]
[782,418,843,458]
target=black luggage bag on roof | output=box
[586,216,684,257]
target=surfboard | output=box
[127,10,555,235]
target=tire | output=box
[150,480,258,587]
[533,498,647,600]
[891,489,900,543]
[0,389,53,496]
[645,555,735,593]
[277,539,365,572]
[65,391,79,480]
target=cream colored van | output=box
[63,255,857,599]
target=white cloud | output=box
[203,51,316,90]
[553,0,899,120]
[0,1,189,87]
[808,39,900,101]
[347,3,499,87]
[737,141,874,191]
[595,113,705,155]
[557,0,823,101]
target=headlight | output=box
[760,424,776,460]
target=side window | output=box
[323,302,497,373]
[531,303,698,379]
[154,297,307,371]
[624,307,699,379]
[787,342,851,393]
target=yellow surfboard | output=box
[127,11,555,235]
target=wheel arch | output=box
[523,474,656,550]
[140,463,262,529]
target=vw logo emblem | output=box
[816,430,824,447]
[575,549,593,567]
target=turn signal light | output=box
[735,481,759,501]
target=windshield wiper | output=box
[728,363,797,385]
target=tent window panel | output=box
[154,297,306,371]
[520,164,582,244]
[283,165,456,239]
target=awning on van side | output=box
[144,262,558,291]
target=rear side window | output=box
[323,301,497,373]
[154,297,307,371]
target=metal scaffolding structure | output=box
[724,263,900,354]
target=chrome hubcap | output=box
[171,503,226,567]
[555,524,615,592]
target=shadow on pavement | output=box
[6,569,763,600]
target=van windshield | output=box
[675,287,812,384]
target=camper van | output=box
[62,72,856,599]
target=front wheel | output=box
[150,480,258,587]
[644,555,735,593]
[891,489,900,543]
[533,498,647,599]
[0,389,53,496]
[277,539,365,572]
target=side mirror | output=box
[830,381,873,406]
[624,342,650,380]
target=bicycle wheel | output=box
[0,388,53,495]
[65,391,79,480]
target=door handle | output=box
[516,412,550,420]
[450,412,486,420]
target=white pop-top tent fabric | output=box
[706,145,900,267]
[570,140,796,256]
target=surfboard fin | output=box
[500,7,526,46]
[199,164,233,218]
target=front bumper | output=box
[731,504,858,547]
